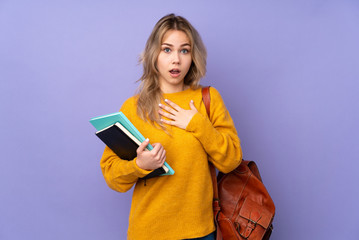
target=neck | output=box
[160,83,188,94]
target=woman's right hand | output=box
[135,139,166,171]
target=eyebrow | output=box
[162,43,191,47]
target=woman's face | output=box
[157,30,192,93]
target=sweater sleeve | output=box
[186,87,242,173]
[100,97,153,193]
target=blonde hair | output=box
[136,13,207,127]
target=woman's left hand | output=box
[159,99,198,130]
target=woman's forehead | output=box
[161,30,191,46]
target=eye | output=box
[163,48,171,53]
[181,49,189,54]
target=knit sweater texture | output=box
[100,87,242,240]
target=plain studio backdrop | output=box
[1,0,358,239]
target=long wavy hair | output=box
[136,13,207,127]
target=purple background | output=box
[1,0,358,239]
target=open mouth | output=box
[169,69,181,74]
[169,69,181,77]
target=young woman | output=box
[100,14,242,240]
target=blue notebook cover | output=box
[90,112,174,177]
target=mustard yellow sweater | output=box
[100,87,242,240]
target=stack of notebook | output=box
[90,112,174,179]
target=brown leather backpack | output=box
[202,87,276,240]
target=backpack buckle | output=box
[238,212,262,239]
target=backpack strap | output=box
[202,86,211,117]
[201,86,217,194]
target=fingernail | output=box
[159,103,162,107]
[191,100,194,103]
[165,99,168,102]
[145,138,149,142]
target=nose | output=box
[172,51,180,64]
